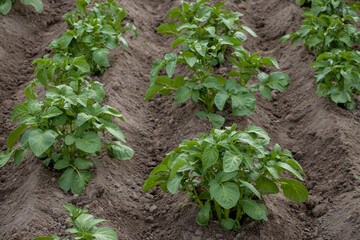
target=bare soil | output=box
[1,0,360,239]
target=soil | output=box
[1,0,360,239]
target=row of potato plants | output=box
[282,0,360,110]
[0,0,137,196]
[144,0,308,232]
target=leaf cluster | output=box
[143,124,308,231]
[37,0,137,75]
[158,0,256,68]
[146,0,288,128]
[0,0,135,195]
[33,204,118,240]
[0,0,43,15]
[311,49,360,109]
[281,1,360,55]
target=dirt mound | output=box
[1,0,360,239]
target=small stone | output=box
[145,216,155,223]
[215,234,223,238]
[312,205,327,218]
[149,204,158,213]
[51,177,56,183]
[145,193,154,199]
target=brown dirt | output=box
[1,0,360,239]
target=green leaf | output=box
[234,31,247,42]
[65,134,76,145]
[29,129,58,157]
[172,38,185,48]
[166,59,177,78]
[277,162,303,181]
[330,86,350,104]
[255,176,279,195]
[202,146,219,172]
[280,178,308,203]
[150,60,165,84]
[241,25,257,37]
[306,35,321,47]
[240,199,268,221]
[267,72,289,92]
[145,84,164,101]
[261,57,279,69]
[208,113,225,129]
[195,111,207,119]
[240,180,261,199]
[118,35,128,49]
[100,24,116,35]
[220,218,235,231]
[91,227,118,240]
[214,91,229,111]
[196,201,211,226]
[0,150,14,168]
[143,175,165,191]
[20,0,43,13]
[259,85,272,99]
[74,158,93,170]
[11,104,28,122]
[76,113,93,127]
[75,132,101,153]
[42,107,63,119]
[167,173,182,194]
[59,168,76,191]
[181,51,197,68]
[246,125,270,141]
[14,149,27,165]
[195,41,208,57]
[174,86,191,103]
[71,171,92,195]
[210,180,240,209]
[231,92,256,116]
[93,48,110,67]
[223,151,242,172]
[7,124,28,149]
[170,157,188,179]
[157,22,179,35]
[0,0,12,15]
[74,58,90,73]
[100,120,125,142]
[58,31,74,49]
[24,82,38,100]
[54,157,70,170]
[107,141,134,160]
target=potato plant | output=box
[311,49,360,110]
[158,0,256,68]
[0,79,133,194]
[146,48,289,128]
[0,0,43,15]
[45,0,137,75]
[280,10,360,55]
[33,204,117,240]
[143,124,308,231]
